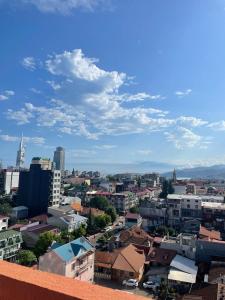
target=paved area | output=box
[94,278,157,298]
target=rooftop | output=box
[0,229,21,240]
[0,260,149,300]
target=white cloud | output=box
[94,144,117,150]
[175,89,192,97]
[165,127,210,150]
[6,108,34,124]
[21,56,36,71]
[177,116,208,127]
[208,121,225,131]
[30,88,41,94]
[0,134,45,145]
[46,80,61,90]
[20,0,109,15]
[0,90,15,101]
[137,149,152,155]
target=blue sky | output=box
[1,0,225,173]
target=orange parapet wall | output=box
[0,260,149,300]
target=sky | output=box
[1,0,225,173]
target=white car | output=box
[143,281,159,289]
[122,279,138,287]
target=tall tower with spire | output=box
[16,134,25,169]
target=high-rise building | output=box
[0,169,19,195]
[17,157,61,217]
[53,147,65,172]
[16,135,25,169]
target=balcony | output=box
[0,260,149,300]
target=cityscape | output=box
[1,1,225,300]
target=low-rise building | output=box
[11,206,28,220]
[48,214,88,233]
[0,216,9,231]
[109,192,138,213]
[0,230,22,260]
[139,199,166,229]
[168,254,198,286]
[125,212,142,228]
[160,233,197,260]
[95,244,145,282]
[39,237,95,282]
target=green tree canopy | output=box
[17,250,37,266]
[90,196,110,211]
[94,214,111,229]
[71,224,87,240]
[159,179,174,199]
[34,232,62,257]
[105,206,117,223]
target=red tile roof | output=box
[125,213,140,220]
[199,226,221,241]
[147,247,177,266]
[0,260,149,300]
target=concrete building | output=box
[48,214,88,233]
[53,147,65,172]
[160,233,197,260]
[0,169,19,195]
[11,206,28,220]
[39,237,95,283]
[109,192,138,213]
[17,157,61,217]
[0,230,22,260]
[0,216,9,231]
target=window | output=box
[71,262,76,271]
[129,272,133,277]
[187,204,190,209]
[195,205,198,209]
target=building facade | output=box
[0,230,22,261]
[0,169,19,195]
[53,147,65,172]
[17,157,61,217]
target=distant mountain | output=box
[163,164,225,179]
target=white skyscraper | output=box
[16,135,25,169]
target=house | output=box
[168,254,198,286]
[125,212,142,228]
[39,237,95,282]
[95,244,145,282]
[21,223,60,248]
[160,233,197,260]
[0,229,23,261]
[111,226,153,249]
[0,216,9,231]
[48,214,88,233]
[206,262,225,284]
[199,226,221,241]
[178,284,218,300]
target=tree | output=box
[34,232,62,257]
[129,206,139,214]
[90,196,110,211]
[17,250,37,266]
[71,224,87,240]
[106,206,117,223]
[95,214,111,229]
[159,180,169,199]
[0,202,12,215]
[168,180,175,194]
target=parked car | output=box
[143,281,159,289]
[122,279,139,287]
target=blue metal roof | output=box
[52,237,94,262]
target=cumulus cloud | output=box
[164,127,210,150]
[94,144,117,150]
[177,116,208,127]
[175,89,192,97]
[0,90,15,101]
[21,56,36,71]
[208,121,225,131]
[137,149,152,155]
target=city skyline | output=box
[1,0,225,172]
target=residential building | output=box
[48,214,88,233]
[0,169,19,195]
[125,212,142,228]
[17,157,61,217]
[109,192,138,213]
[186,183,196,195]
[0,260,149,300]
[21,223,60,248]
[110,226,153,249]
[201,202,225,230]
[199,225,221,241]
[181,219,201,234]
[167,194,182,226]
[0,230,22,260]
[0,216,9,231]
[53,146,65,172]
[95,244,145,282]
[168,255,198,287]
[39,237,95,282]
[172,183,186,194]
[160,233,197,260]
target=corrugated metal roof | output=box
[170,255,198,275]
[168,269,196,283]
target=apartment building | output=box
[0,216,9,231]
[109,192,138,213]
[0,230,22,261]
[0,169,19,195]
